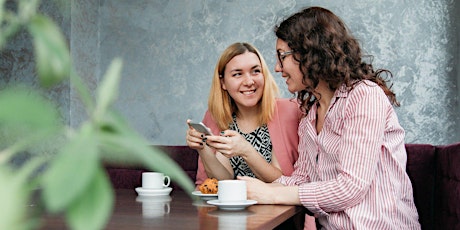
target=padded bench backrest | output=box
[156,145,199,183]
[405,143,436,230]
[434,142,460,230]
[105,146,199,190]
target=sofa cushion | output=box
[105,146,198,190]
[434,142,460,230]
[405,143,436,230]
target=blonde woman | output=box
[186,42,301,184]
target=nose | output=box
[274,61,282,73]
[244,74,255,86]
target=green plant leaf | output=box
[41,123,99,212]
[0,167,28,230]
[70,71,95,116]
[0,6,22,50]
[0,0,5,22]
[0,154,47,230]
[28,14,70,87]
[0,86,61,162]
[66,167,114,230]
[0,86,61,130]
[94,58,122,122]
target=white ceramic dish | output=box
[135,195,172,203]
[135,187,172,196]
[206,199,257,211]
[192,200,216,208]
[192,191,218,200]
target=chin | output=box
[287,87,297,94]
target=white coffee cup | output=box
[218,180,247,203]
[142,172,170,189]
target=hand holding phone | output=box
[189,121,213,135]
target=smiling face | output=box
[274,38,309,94]
[221,51,264,111]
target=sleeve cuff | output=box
[299,182,329,217]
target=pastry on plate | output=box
[199,178,218,194]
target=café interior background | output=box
[1,0,459,146]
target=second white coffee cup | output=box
[142,172,170,189]
[218,180,247,203]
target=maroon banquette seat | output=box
[106,142,460,230]
[405,142,460,230]
[105,146,199,191]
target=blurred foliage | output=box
[0,0,195,229]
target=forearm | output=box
[199,148,233,180]
[242,176,301,205]
[243,149,283,182]
[272,185,301,205]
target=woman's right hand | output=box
[186,119,206,150]
[204,130,253,158]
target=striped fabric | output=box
[277,81,421,229]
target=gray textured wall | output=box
[2,0,460,146]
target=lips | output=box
[241,89,256,95]
[282,75,290,84]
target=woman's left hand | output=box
[238,176,278,204]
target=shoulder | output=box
[346,80,387,100]
[203,110,213,121]
[202,110,220,133]
[271,98,302,124]
[343,81,391,111]
[275,98,300,111]
[353,80,381,93]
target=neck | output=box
[313,80,335,108]
[235,105,260,133]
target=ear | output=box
[220,77,227,90]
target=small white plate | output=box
[192,200,216,208]
[135,187,172,196]
[207,199,257,211]
[136,195,172,203]
[192,191,218,200]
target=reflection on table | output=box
[40,189,305,230]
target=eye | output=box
[232,72,242,77]
[251,68,262,75]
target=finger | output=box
[221,130,238,137]
[187,131,205,144]
[188,128,205,139]
[205,135,229,145]
[188,135,205,146]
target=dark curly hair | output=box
[275,7,399,113]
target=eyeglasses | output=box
[277,50,294,68]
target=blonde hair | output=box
[208,42,280,130]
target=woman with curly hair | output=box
[240,7,421,229]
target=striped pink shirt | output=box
[277,81,421,229]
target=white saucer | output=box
[136,195,172,203]
[135,187,172,196]
[207,199,257,211]
[192,191,218,200]
[192,200,216,208]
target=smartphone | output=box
[189,121,213,135]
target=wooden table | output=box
[41,189,305,229]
